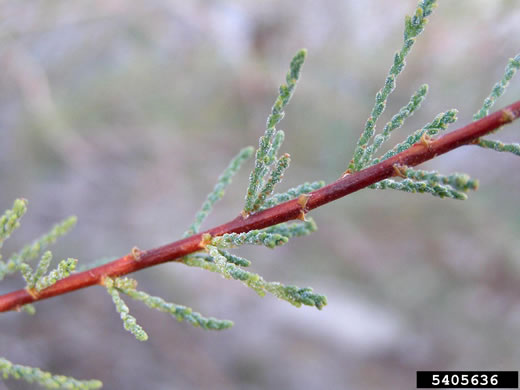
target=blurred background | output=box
[1,1,520,389]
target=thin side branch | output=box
[1,101,519,313]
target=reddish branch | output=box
[1,101,519,312]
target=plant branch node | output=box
[392,164,408,178]
[502,108,516,123]
[420,133,434,151]
[24,287,39,299]
[199,233,213,249]
[131,247,143,261]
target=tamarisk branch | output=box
[1,100,519,313]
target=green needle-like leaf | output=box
[184,146,254,237]
[0,357,102,390]
[244,49,307,215]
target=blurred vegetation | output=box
[1,1,520,389]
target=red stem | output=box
[1,101,519,312]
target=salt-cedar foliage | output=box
[1,0,519,388]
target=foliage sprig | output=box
[0,201,102,388]
[346,0,437,173]
[0,198,27,249]
[258,181,325,211]
[184,146,254,237]
[474,138,520,156]
[372,109,458,165]
[360,84,428,168]
[185,243,326,310]
[105,277,233,333]
[250,153,291,213]
[0,215,76,281]
[399,167,479,192]
[243,49,307,215]
[20,251,52,290]
[474,53,520,156]
[0,357,102,390]
[474,54,520,120]
[20,251,77,293]
[104,276,148,341]
[372,178,469,200]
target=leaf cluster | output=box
[0,200,100,389]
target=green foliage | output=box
[0,215,77,281]
[36,258,77,292]
[474,138,520,156]
[95,47,324,373]
[262,218,318,238]
[0,198,27,250]
[347,0,438,173]
[404,0,437,41]
[20,252,77,292]
[104,277,148,341]
[372,178,468,200]
[207,219,316,250]
[348,1,517,205]
[474,53,520,157]
[0,201,79,294]
[243,49,307,215]
[20,304,36,315]
[185,243,326,310]
[210,229,288,249]
[184,146,254,237]
[109,277,233,331]
[474,54,520,120]
[217,250,251,267]
[348,6,462,203]
[360,84,428,167]
[373,109,458,164]
[251,153,291,213]
[401,168,479,192]
[266,130,285,164]
[20,251,52,289]
[0,200,101,388]
[258,181,325,211]
[182,218,324,309]
[0,357,102,390]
